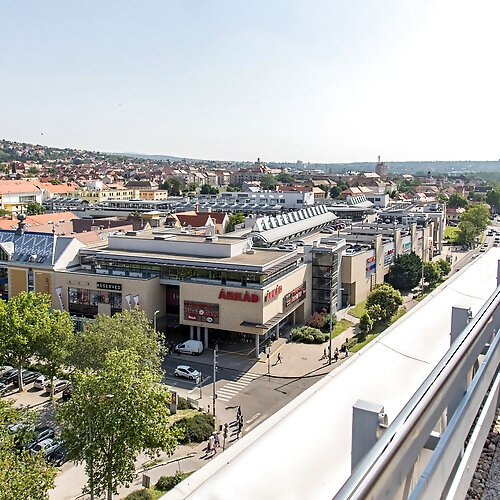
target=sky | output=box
[1,0,499,163]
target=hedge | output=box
[156,472,192,492]
[173,413,214,444]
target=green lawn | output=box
[444,226,459,243]
[350,307,407,352]
[348,300,366,318]
[331,318,354,338]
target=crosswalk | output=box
[216,371,260,402]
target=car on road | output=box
[12,370,40,388]
[175,340,204,355]
[34,375,50,390]
[25,427,55,451]
[48,443,69,466]
[31,438,59,457]
[47,379,70,394]
[480,247,486,252]
[174,365,201,380]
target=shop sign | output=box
[184,301,219,324]
[96,282,122,291]
[283,282,306,309]
[366,256,376,276]
[265,285,282,302]
[384,248,394,268]
[218,289,259,303]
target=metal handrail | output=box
[335,282,500,500]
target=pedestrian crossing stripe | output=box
[216,372,259,402]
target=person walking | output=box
[207,404,210,415]
[209,434,216,456]
[214,432,220,448]
[277,352,282,364]
[323,348,327,359]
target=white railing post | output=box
[351,400,388,472]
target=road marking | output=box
[217,389,239,397]
[225,381,246,388]
[246,412,261,425]
[217,396,231,402]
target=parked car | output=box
[31,438,59,457]
[12,371,40,387]
[0,365,13,376]
[174,365,201,380]
[25,427,55,451]
[0,368,18,385]
[0,382,8,396]
[48,444,69,466]
[34,375,50,390]
[48,379,70,394]
[174,340,204,355]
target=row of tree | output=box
[0,293,177,500]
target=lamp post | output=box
[153,310,159,332]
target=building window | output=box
[27,268,34,292]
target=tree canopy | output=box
[226,212,245,233]
[70,309,164,373]
[486,188,500,209]
[447,193,468,208]
[457,204,490,246]
[386,252,422,292]
[0,399,56,499]
[0,292,52,391]
[366,284,403,322]
[276,172,295,184]
[260,174,277,190]
[25,201,46,215]
[59,350,177,500]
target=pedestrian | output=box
[323,348,327,359]
[206,439,212,456]
[214,432,220,448]
[334,350,339,362]
[209,434,216,456]
[236,405,241,419]
[207,404,210,415]
[277,352,282,364]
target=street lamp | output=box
[153,310,159,332]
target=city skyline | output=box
[1,0,499,163]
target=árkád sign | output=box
[218,289,259,303]
[264,285,282,302]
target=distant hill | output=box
[118,151,194,162]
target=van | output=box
[175,340,204,355]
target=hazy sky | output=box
[1,0,499,163]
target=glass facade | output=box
[311,250,339,314]
[68,287,122,317]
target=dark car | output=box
[24,426,55,451]
[12,371,40,388]
[0,368,18,385]
[0,382,9,396]
[48,443,69,466]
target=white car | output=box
[48,379,70,394]
[34,375,50,390]
[31,438,59,457]
[0,365,13,376]
[174,365,201,381]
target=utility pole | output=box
[213,346,218,421]
[267,346,271,378]
[329,268,333,365]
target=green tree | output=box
[70,309,164,373]
[436,258,451,276]
[486,188,500,210]
[59,350,177,500]
[36,310,74,399]
[447,193,468,208]
[457,204,490,246]
[0,208,11,217]
[226,212,245,233]
[260,174,277,190]
[366,284,403,323]
[423,261,442,285]
[358,312,373,340]
[386,252,422,292]
[456,220,478,247]
[468,191,486,202]
[0,292,52,391]
[25,201,46,215]
[0,400,56,499]
[276,172,295,184]
[200,184,219,195]
[330,180,348,199]
[186,182,197,193]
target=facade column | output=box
[255,334,260,358]
[292,310,296,326]
[196,326,201,341]
[189,325,194,340]
[276,323,280,339]
[204,327,208,349]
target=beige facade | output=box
[179,264,310,336]
[74,188,140,203]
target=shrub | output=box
[177,396,193,410]
[359,312,373,340]
[124,489,153,500]
[291,326,329,344]
[156,472,191,492]
[173,413,214,444]
[307,309,336,329]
